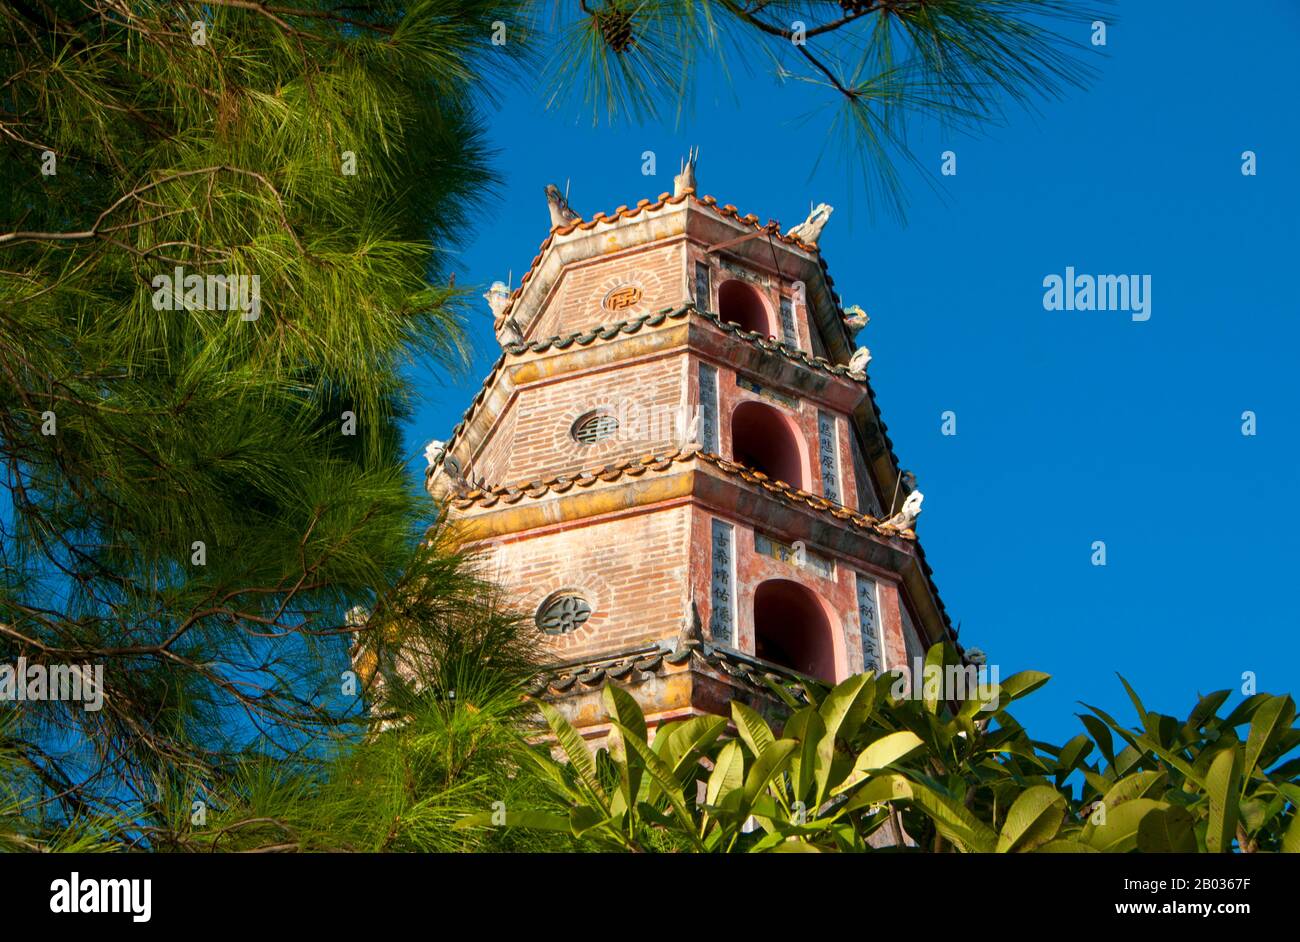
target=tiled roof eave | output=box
[443,446,913,542]
[526,638,817,704]
[504,302,866,383]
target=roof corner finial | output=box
[848,346,872,376]
[678,591,704,648]
[884,470,922,532]
[787,202,833,247]
[843,304,869,335]
[883,489,924,532]
[677,409,702,454]
[545,183,580,229]
[484,279,523,346]
[673,146,698,197]
[483,281,511,319]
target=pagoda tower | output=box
[426,161,956,736]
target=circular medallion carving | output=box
[603,284,643,312]
[536,593,592,635]
[571,410,619,445]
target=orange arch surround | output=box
[730,399,809,491]
[753,579,840,683]
[717,279,775,336]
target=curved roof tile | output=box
[502,303,865,380]
[448,446,916,541]
[527,640,816,704]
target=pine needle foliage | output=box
[135,587,567,853]
[535,0,1110,217]
[0,0,538,847]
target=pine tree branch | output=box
[183,0,396,36]
[0,165,305,254]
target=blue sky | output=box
[407,2,1300,745]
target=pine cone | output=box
[595,6,635,54]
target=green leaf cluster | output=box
[470,644,1299,853]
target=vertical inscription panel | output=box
[779,296,797,348]
[855,572,882,673]
[709,518,735,644]
[818,410,841,503]
[698,362,719,454]
[695,261,711,311]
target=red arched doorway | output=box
[730,400,807,490]
[717,279,774,336]
[753,579,838,683]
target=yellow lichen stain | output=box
[575,700,602,726]
[662,673,692,709]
